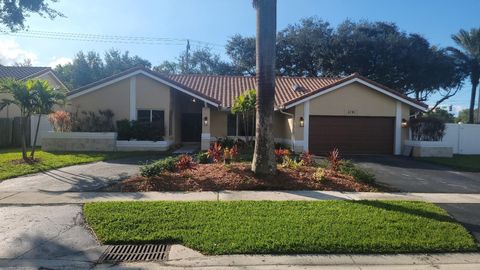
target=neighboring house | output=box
[66,66,427,155]
[0,66,67,118]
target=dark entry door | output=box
[181,113,202,142]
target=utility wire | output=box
[0,29,225,48]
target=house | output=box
[66,66,427,155]
[0,66,67,118]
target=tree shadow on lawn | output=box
[354,200,458,224]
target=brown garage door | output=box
[309,116,394,155]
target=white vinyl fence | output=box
[442,123,480,155]
[30,114,53,146]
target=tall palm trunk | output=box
[21,115,28,161]
[469,67,479,124]
[252,0,277,175]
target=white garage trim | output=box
[129,76,137,120]
[303,100,310,152]
[394,101,402,155]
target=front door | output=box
[181,113,202,142]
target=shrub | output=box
[208,143,223,163]
[328,148,341,172]
[72,109,115,132]
[281,156,304,170]
[410,115,446,141]
[196,151,211,164]
[301,151,314,166]
[176,155,196,171]
[339,160,376,184]
[140,156,178,177]
[217,137,236,149]
[313,168,327,182]
[48,111,72,132]
[274,148,290,163]
[115,119,165,141]
[274,142,291,150]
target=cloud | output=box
[48,57,72,68]
[0,39,38,65]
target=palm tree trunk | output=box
[251,0,277,175]
[21,115,28,161]
[30,114,42,159]
[469,80,478,124]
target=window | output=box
[227,114,237,136]
[137,109,164,124]
[137,110,150,123]
[227,114,255,137]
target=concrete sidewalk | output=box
[1,190,480,204]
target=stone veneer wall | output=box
[41,132,117,152]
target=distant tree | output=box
[448,28,480,124]
[54,49,151,89]
[456,108,479,123]
[0,0,63,31]
[13,58,33,67]
[154,48,235,75]
[276,17,332,77]
[426,108,455,123]
[226,34,256,75]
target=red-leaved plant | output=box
[208,143,223,163]
[301,151,314,166]
[48,111,72,132]
[274,148,290,163]
[176,154,196,171]
[328,148,341,172]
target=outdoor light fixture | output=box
[401,118,408,128]
[192,98,196,103]
[204,116,208,126]
[299,117,304,127]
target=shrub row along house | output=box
[1,65,427,155]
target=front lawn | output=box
[0,148,159,180]
[84,200,477,255]
[419,155,480,172]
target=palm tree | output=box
[251,0,277,175]
[231,89,256,143]
[449,28,480,124]
[0,79,37,161]
[30,80,66,159]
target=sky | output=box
[1,0,479,113]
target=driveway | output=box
[353,155,480,241]
[0,156,157,192]
[352,155,480,193]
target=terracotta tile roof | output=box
[68,66,427,110]
[166,74,343,107]
[0,66,51,80]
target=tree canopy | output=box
[54,49,151,89]
[0,0,63,31]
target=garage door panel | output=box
[309,116,394,155]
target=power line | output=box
[0,29,225,49]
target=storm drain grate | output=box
[98,244,170,262]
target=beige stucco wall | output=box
[68,78,130,122]
[210,110,228,138]
[309,82,397,117]
[36,72,64,89]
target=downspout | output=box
[278,106,295,151]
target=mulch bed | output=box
[108,162,378,192]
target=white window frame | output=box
[137,109,164,123]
